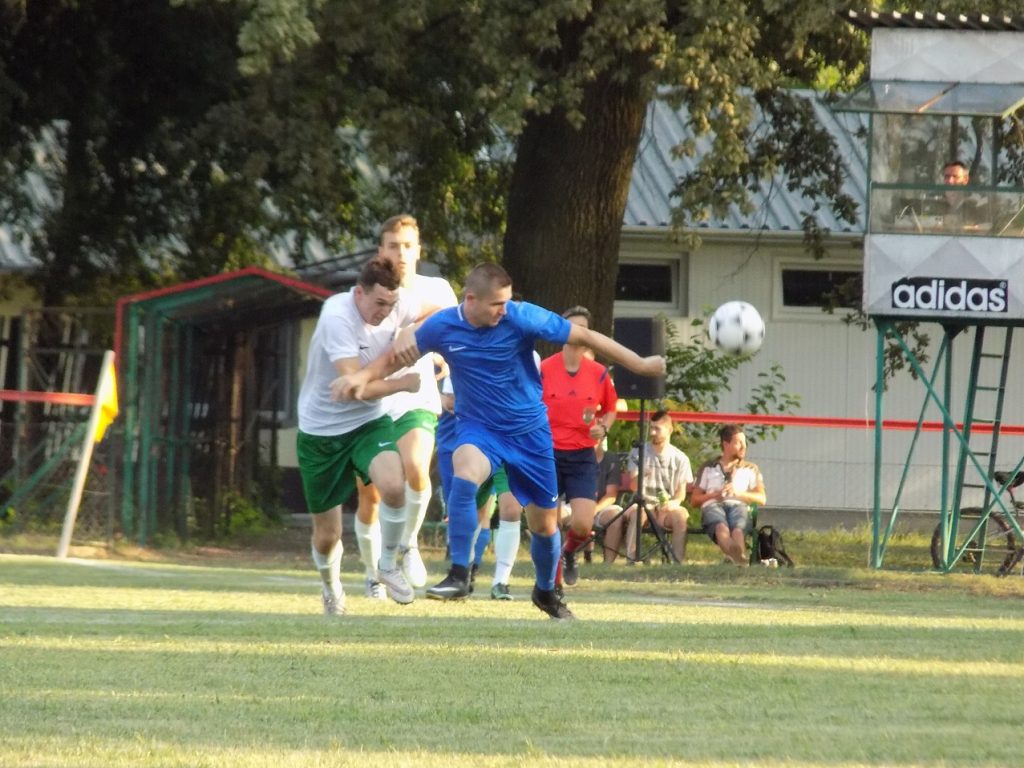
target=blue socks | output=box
[447,476,479,568]
[530,529,561,591]
[473,527,492,566]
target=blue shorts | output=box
[455,419,558,510]
[554,447,599,502]
[437,447,506,509]
[701,501,751,540]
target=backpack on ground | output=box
[756,525,794,567]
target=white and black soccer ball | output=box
[708,301,765,356]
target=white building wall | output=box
[278,231,1024,516]
[275,317,317,470]
[621,230,1024,513]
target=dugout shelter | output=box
[115,267,331,544]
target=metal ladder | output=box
[946,325,1013,571]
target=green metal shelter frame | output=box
[870,319,1024,572]
[114,267,331,544]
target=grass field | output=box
[2,530,1024,767]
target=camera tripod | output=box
[588,398,678,564]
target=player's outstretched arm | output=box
[570,325,666,378]
[330,353,419,402]
[331,326,422,401]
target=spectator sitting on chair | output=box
[690,424,766,566]
[600,409,693,563]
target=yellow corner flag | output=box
[94,358,119,443]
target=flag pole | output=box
[57,350,116,559]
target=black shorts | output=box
[553,447,599,502]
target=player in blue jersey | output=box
[333,262,665,620]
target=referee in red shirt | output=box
[541,306,619,586]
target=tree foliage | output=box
[228,0,871,334]
[0,0,378,304]
[6,0,1024,337]
[607,316,801,465]
[0,0,867,307]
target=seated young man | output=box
[599,410,692,563]
[690,424,767,566]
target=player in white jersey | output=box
[296,257,422,615]
[354,215,458,597]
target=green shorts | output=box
[296,416,398,514]
[392,409,438,440]
[473,466,509,508]
[493,465,511,496]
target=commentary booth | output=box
[837,10,1024,573]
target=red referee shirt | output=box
[541,353,619,450]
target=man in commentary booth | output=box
[894,160,990,234]
[936,160,988,233]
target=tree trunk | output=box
[502,72,648,338]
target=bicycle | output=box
[930,470,1024,576]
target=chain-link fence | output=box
[0,413,117,545]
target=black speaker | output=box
[611,317,665,400]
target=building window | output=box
[616,262,672,302]
[780,267,861,310]
[614,258,684,313]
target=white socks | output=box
[311,539,342,592]
[354,517,381,579]
[354,483,422,575]
[492,519,521,585]
[402,482,431,548]
[378,500,407,570]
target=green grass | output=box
[2,531,1024,767]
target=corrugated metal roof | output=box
[296,247,447,291]
[625,91,868,234]
[294,247,374,289]
[845,9,1024,31]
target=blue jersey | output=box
[416,301,571,435]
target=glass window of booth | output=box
[869,112,1024,238]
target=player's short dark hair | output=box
[378,214,418,244]
[358,256,401,291]
[562,305,592,322]
[465,262,512,297]
[719,423,744,444]
[944,160,968,172]
[651,409,672,424]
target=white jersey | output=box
[695,459,762,509]
[297,290,420,436]
[384,273,458,419]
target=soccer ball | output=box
[708,301,765,356]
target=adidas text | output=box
[891,277,1007,313]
